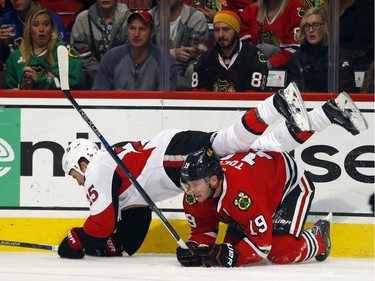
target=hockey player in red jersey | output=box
[177,93,368,267]
[57,83,367,259]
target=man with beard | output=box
[191,10,268,92]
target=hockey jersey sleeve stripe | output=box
[163,155,186,167]
[282,151,300,190]
[280,44,300,52]
[242,237,271,259]
[188,231,218,245]
[290,175,314,236]
[163,160,185,168]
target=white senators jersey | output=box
[82,129,185,238]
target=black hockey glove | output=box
[198,243,239,267]
[85,236,122,257]
[58,227,84,259]
[176,241,202,267]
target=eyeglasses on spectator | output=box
[303,23,324,30]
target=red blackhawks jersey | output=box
[183,149,305,266]
[239,0,307,69]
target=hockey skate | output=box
[311,212,332,262]
[273,82,311,132]
[322,92,368,135]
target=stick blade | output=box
[57,45,70,91]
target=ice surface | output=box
[0,253,373,281]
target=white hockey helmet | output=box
[62,139,99,175]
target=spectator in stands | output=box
[149,0,209,90]
[118,0,154,11]
[188,0,257,23]
[322,0,374,72]
[240,0,307,70]
[4,7,82,89]
[70,0,130,89]
[0,0,66,66]
[38,0,95,33]
[0,0,12,22]
[92,10,177,90]
[192,10,268,92]
[287,7,356,93]
[0,0,12,86]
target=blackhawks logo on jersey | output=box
[184,193,197,206]
[234,191,252,211]
[213,79,236,92]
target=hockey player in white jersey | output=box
[57,83,367,259]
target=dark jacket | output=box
[287,42,356,93]
[339,0,374,71]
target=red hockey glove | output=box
[176,241,202,267]
[58,227,84,259]
[198,243,239,267]
[85,236,122,257]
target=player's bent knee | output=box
[117,207,152,256]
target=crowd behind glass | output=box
[0,0,373,92]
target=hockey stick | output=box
[0,239,58,251]
[57,46,187,249]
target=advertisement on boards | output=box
[0,97,373,217]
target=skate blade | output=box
[323,212,333,224]
[335,92,369,131]
[283,82,311,131]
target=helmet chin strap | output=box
[208,183,216,198]
[205,177,216,199]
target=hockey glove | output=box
[58,227,84,259]
[198,243,239,267]
[85,236,122,257]
[176,241,202,267]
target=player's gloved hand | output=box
[58,227,84,259]
[85,236,122,257]
[198,243,239,267]
[176,241,202,267]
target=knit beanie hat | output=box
[213,10,241,33]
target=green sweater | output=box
[5,42,82,89]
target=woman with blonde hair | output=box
[287,7,356,92]
[5,7,81,89]
[240,0,307,70]
[0,0,66,68]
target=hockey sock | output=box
[256,94,280,125]
[242,108,268,135]
[308,106,331,132]
[268,232,321,264]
